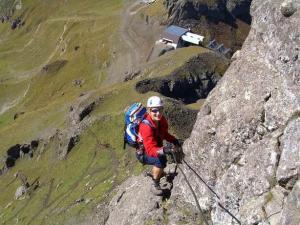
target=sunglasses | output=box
[150,108,163,113]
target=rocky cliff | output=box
[174,0,300,224]
[103,0,300,224]
[164,0,252,23]
[163,0,252,51]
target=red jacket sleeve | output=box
[139,122,160,157]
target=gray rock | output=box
[231,50,241,61]
[173,0,300,224]
[263,186,286,225]
[226,0,252,17]
[164,0,252,26]
[279,180,300,225]
[164,0,226,23]
[105,176,163,225]
[69,94,103,125]
[55,95,104,159]
[56,129,80,160]
[15,185,27,200]
[280,0,297,17]
[135,52,229,104]
[276,118,300,189]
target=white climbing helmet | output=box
[147,96,163,108]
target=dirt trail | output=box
[121,1,148,67]
[0,83,30,115]
[0,15,99,57]
[0,24,42,57]
[105,0,160,85]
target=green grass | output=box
[0,0,212,223]
[143,46,211,79]
[140,0,167,18]
[0,0,121,151]
[0,113,140,225]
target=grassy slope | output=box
[0,0,207,224]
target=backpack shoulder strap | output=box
[141,119,154,129]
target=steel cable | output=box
[180,155,242,225]
[171,151,210,225]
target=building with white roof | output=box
[158,25,204,49]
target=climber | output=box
[138,96,181,195]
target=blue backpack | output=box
[123,103,152,149]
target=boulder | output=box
[15,185,27,200]
[280,0,297,17]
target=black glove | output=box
[157,146,173,155]
[163,146,173,155]
[173,139,181,147]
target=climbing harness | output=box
[170,148,242,225]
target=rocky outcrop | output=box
[172,0,300,224]
[105,176,164,225]
[56,129,80,160]
[105,165,204,225]
[276,118,300,190]
[226,0,252,18]
[55,94,104,159]
[1,140,39,174]
[41,60,68,75]
[104,0,300,224]
[163,0,252,52]
[136,52,229,104]
[164,0,252,24]
[15,185,28,200]
[280,180,300,225]
[163,98,198,140]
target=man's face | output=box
[149,107,163,121]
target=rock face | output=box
[164,0,252,51]
[56,94,103,160]
[163,98,198,140]
[136,52,229,104]
[105,166,204,225]
[105,176,164,225]
[165,0,252,23]
[104,0,300,224]
[280,181,300,225]
[173,0,300,224]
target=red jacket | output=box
[139,113,176,157]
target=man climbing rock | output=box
[139,96,181,195]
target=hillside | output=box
[0,0,234,224]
